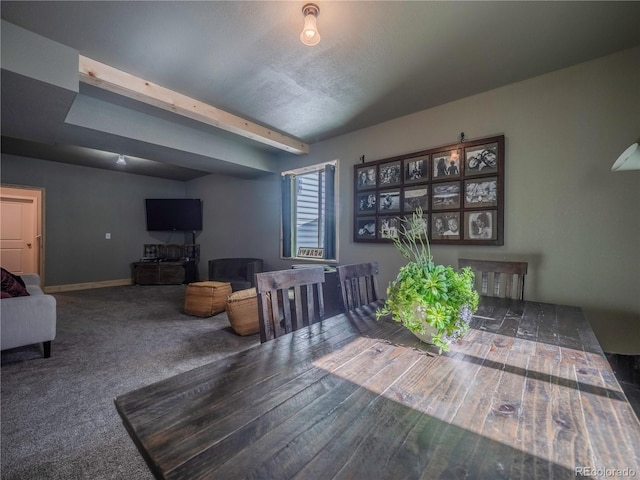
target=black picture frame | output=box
[356,165,377,190]
[464,210,498,241]
[407,213,429,240]
[379,161,402,187]
[403,185,429,212]
[377,189,401,213]
[433,148,462,179]
[464,142,499,176]
[464,177,498,208]
[378,216,400,240]
[353,135,504,245]
[432,181,461,210]
[355,216,377,241]
[356,191,377,213]
[403,155,429,183]
[431,212,461,241]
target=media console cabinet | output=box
[132,244,199,285]
[132,260,197,285]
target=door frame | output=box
[0,184,45,281]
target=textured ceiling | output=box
[2,1,640,179]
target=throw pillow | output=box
[1,267,30,298]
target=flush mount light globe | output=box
[300,3,320,46]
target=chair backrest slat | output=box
[504,272,513,298]
[481,271,489,296]
[336,262,380,311]
[255,268,325,343]
[458,259,528,301]
[493,272,502,297]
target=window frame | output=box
[281,160,339,263]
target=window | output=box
[281,161,337,261]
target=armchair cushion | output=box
[208,258,263,292]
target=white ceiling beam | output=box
[78,55,309,155]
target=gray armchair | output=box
[208,258,263,292]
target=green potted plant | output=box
[376,207,479,353]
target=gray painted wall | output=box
[1,156,188,285]
[2,46,638,353]
[187,46,640,354]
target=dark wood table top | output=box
[115,297,640,479]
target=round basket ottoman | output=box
[184,281,232,317]
[226,288,260,336]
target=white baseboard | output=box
[44,278,133,293]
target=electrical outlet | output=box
[105,233,111,239]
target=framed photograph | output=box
[464,177,498,208]
[353,135,503,245]
[378,189,401,213]
[433,149,461,178]
[356,165,377,190]
[355,217,377,240]
[405,213,429,239]
[378,216,400,240]
[431,212,461,240]
[379,161,402,186]
[403,186,429,212]
[432,182,461,210]
[465,142,499,176]
[464,210,498,240]
[403,155,429,183]
[356,192,377,213]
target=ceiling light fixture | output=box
[300,3,320,46]
[116,154,127,166]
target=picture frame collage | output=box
[353,135,504,245]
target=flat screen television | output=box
[145,199,203,231]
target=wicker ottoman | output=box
[226,288,260,336]
[184,281,232,317]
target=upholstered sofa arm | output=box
[0,294,57,352]
[20,273,41,287]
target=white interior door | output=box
[0,187,41,275]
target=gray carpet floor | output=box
[1,285,260,480]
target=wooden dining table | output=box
[115,297,640,479]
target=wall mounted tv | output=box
[145,199,203,231]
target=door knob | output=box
[27,243,32,248]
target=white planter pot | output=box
[405,303,473,346]
[411,321,440,344]
[402,304,441,345]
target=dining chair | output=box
[458,259,528,300]
[255,267,325,343]
[336,262,380,311]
